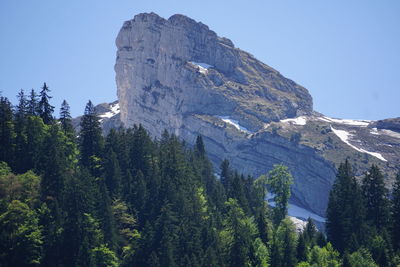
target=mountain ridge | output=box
[77,12,400,219]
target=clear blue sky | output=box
[1,1,399,120]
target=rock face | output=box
[371,117,400,133]
[113,13,400,219]
[115,13,312,136]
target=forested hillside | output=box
[1,84,400,266]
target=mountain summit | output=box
[115,12,313,135]
[110,13,400,218]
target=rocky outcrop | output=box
[115,13,312,136]
[371,117,400,133]
[113,13,400,218]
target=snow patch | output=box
[189,61,213,74]
[217,116,252,134]
[319,116,370,127]
[370,128,379,135]
[331,126,387,162]
[381,129,400,139]
[289,216,307,232]
[268,201,326,223]
[281,116,307,126]
[99,103,120,119]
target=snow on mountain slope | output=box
[330,126,387,162]
[217,116,253,134]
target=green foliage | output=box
[92,244,119,267]
[347,248,378,267]
[38,82,54,124]
[59,99,75,137]
[326,160,365,253]
[220,198,259,266]
[0,170,41,209]
[270,218,298,267]
[0,97,15,166]
[0,200,43,266]
[392,171,400,251]
[2,93,400,266]
[362,165,390,230]
[306,243,340,267]
[267,164,294,225]
[79,100,104,175]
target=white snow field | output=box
[188,61,213,74]
[331,126,387,162]
[217,116,253,134]
[99,103,120,119]
[280,116,307,126]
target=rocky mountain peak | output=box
[112,13,399,219]
[115,13,313,136]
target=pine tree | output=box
[195,135,206,158]
[59,99,74,136]
[221,198,257,267]
[220,159,232,191]
[362,165,390,231]
[103,147,122,197]
[392,171,400,251]
[62,170,97,266]
[13,90,29,173]
[16,89,28,119]
[38,82,54,124]
[297,233,307,262]
[326,160,365,253]
[270,218,298,267]
[0,97,15,166]
[27,89,39,116]
[304,218,317,246]
[79,100,104,176]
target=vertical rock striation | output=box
[114,13,333,217]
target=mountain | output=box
[93,13,399,220]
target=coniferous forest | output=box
[1,84,400,267]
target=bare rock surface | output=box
[109,13,400,218]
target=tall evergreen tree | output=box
[79,100,104,176]
[326,160,365,253]
[27,89,39,116]
[220,159,232,191]
[15,89,28,119]
[195,135,206,157]
[362,165,390,231]
[59,99,74,136]
[392,171,400,251]
[270,218,298,267]
[38,82,54,124]
[0,97,14,166]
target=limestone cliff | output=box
[112,13,400,219]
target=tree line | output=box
[0,83,399,266]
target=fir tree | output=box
[38,82,54,124]
[27,89,39,116]
[15,89,28,119]
[59,99,74,136]
[362,165,390,231]
[0,97,15,166]
[220,159,231,191]
[392,171,400,251]
[79,100,104,176]
[326,160,365,253]
[195,135,206,157]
